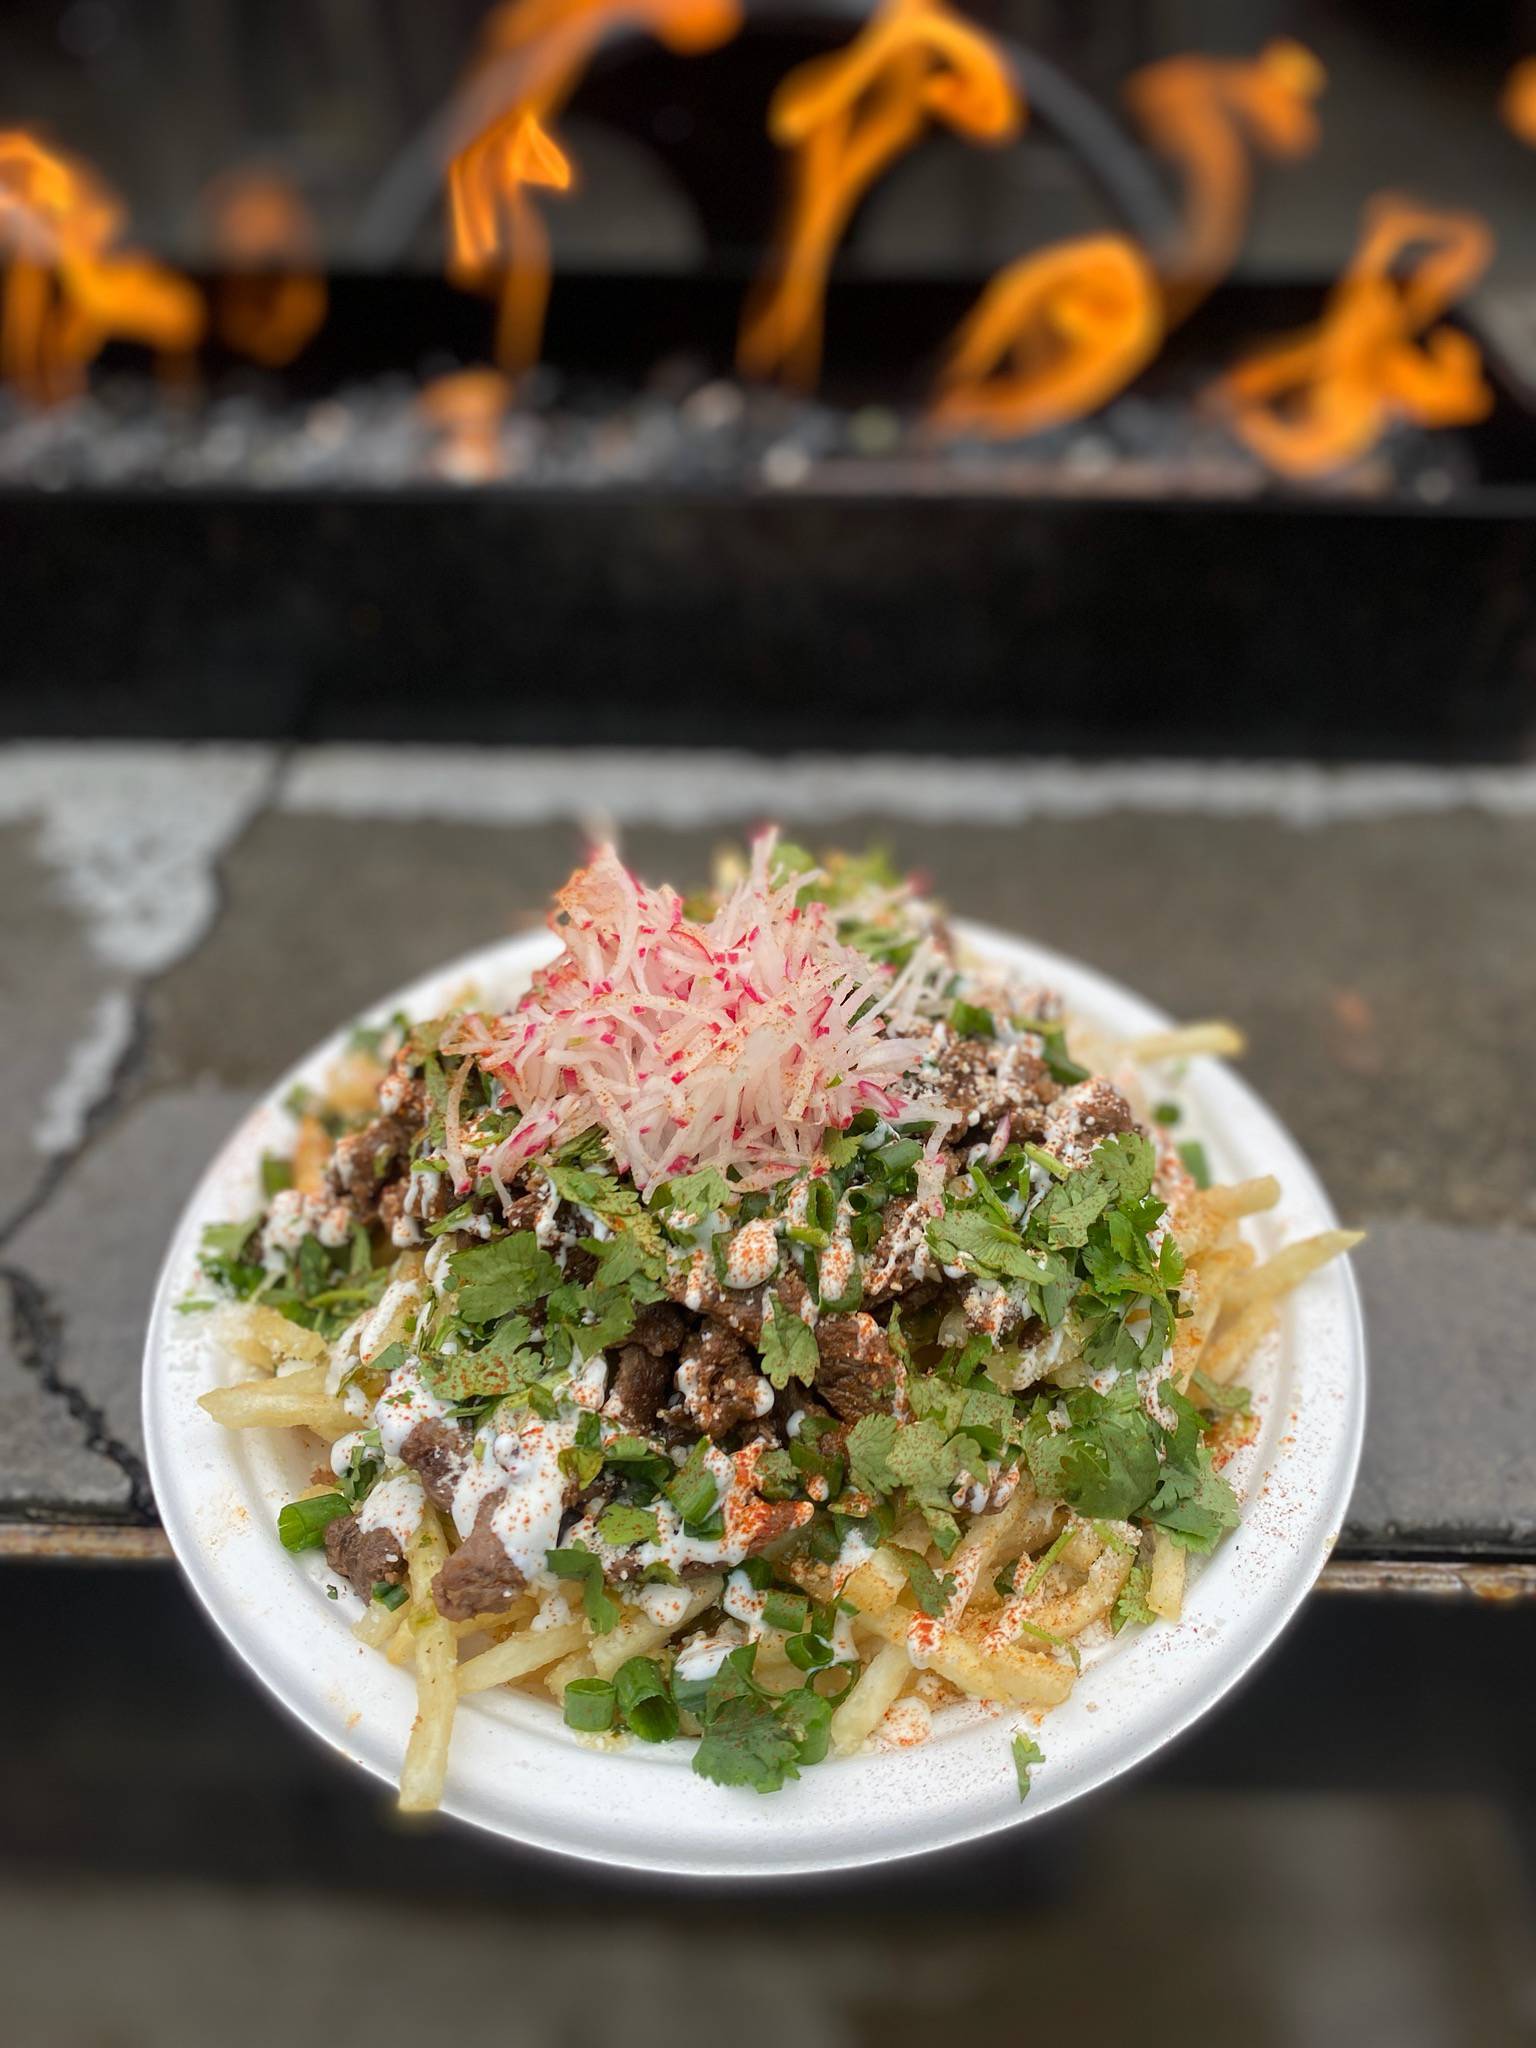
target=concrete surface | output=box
[2,743,1533,1556]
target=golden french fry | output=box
[1224,1228,1364,1314]
[1129,1021,1247,1062]
[831,1642,911,1752]
[212,1303,327,1372]
[325,1046,387,1119]
[398,1505,457,1813]
[1199,1300,1274,1385]
[291,1113,330,1195]
[589,1580,724,1680]
[1148,1528,1187,1621]
[1201,1175,1282,1220]
[839,1550,908,1619]
[544,1649,595,1702]
[861,1607,1075,1707]
[387,1606,529,1668]
[455,1620,588,1696]
[199,1366,355,1440]
[354,1596,408,1650]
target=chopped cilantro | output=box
[889,1546,956,1619]
[846,1412,899,1496]
[759,1295,819,1389]
[545,1542,621,1633]
[450,1232,561,1324]
[1011,1731,1044,1800]
[689,1645,833,1794]
[597,1504,659,1547]
[421,1313,543,1401]
[1191,1369,1252,1416]
[1111,1558,1156,1633]
[949,999,996,1039]
[652,1166,732,1223]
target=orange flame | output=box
[448,109,573,378]
[0,130,204,403]
[1501,58,1536,146]
[1216,194,1493,477]
[206,170,327,368]
[1126,41,1325,324]
[929,234,1162,439]
[447,0,739,380]
[739,0,1023,390]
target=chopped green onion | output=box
[1152,1102,1182,1126]
[277,1493,349,1552]
[260,1153,294,1198]
[1021,1524,1074,1598]
[762,1589,810,1634]
[372,1581,409,1611]
[1177,1140,1211,1189]
[563,1678,617,1733]
[666,1444,719,1528]
[614,1657,679,1743]
[784,1631,834,1672]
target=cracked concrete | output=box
[0,1270,133,1517]
[2,744,1533,1553]
[1,1085,255,1512]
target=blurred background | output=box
[1,2,1534,2041]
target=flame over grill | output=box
[1216,195,1493,478]
[0,131,204,403]
[738,0,1022,391]
[0,9,1516,483]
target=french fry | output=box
[455,1620,587,1696]
[861,1607,1075,1707]
[1201,1175,1281,1221]
[837,1549,909,1619]
[1223,1228,1365,1314]
[212,1303,327,1372]
[1199,1300,1274,1385]
[831,1642,910,1752]
[985,1534,1130,1647]
[386,1607,529,1668]
[325,1045,388,1119]
[291,1112,330,1195]
[199,1365,354,1439]
[939,1488,1042,1624]
[544,1648,595,1702]
[1148,1527,1187,1621]
[1128,1021,1246,1063]
[589,1579,722,1680]
[354,1596,409,1650]
[398,1504,457,1812]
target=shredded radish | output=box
[449,832,947,1195]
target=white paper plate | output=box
[143,919,1365,1876]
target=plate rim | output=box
[142,916,1366,1876]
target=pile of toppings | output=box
[196,837,1246,1795]
[444,834,946,1194]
